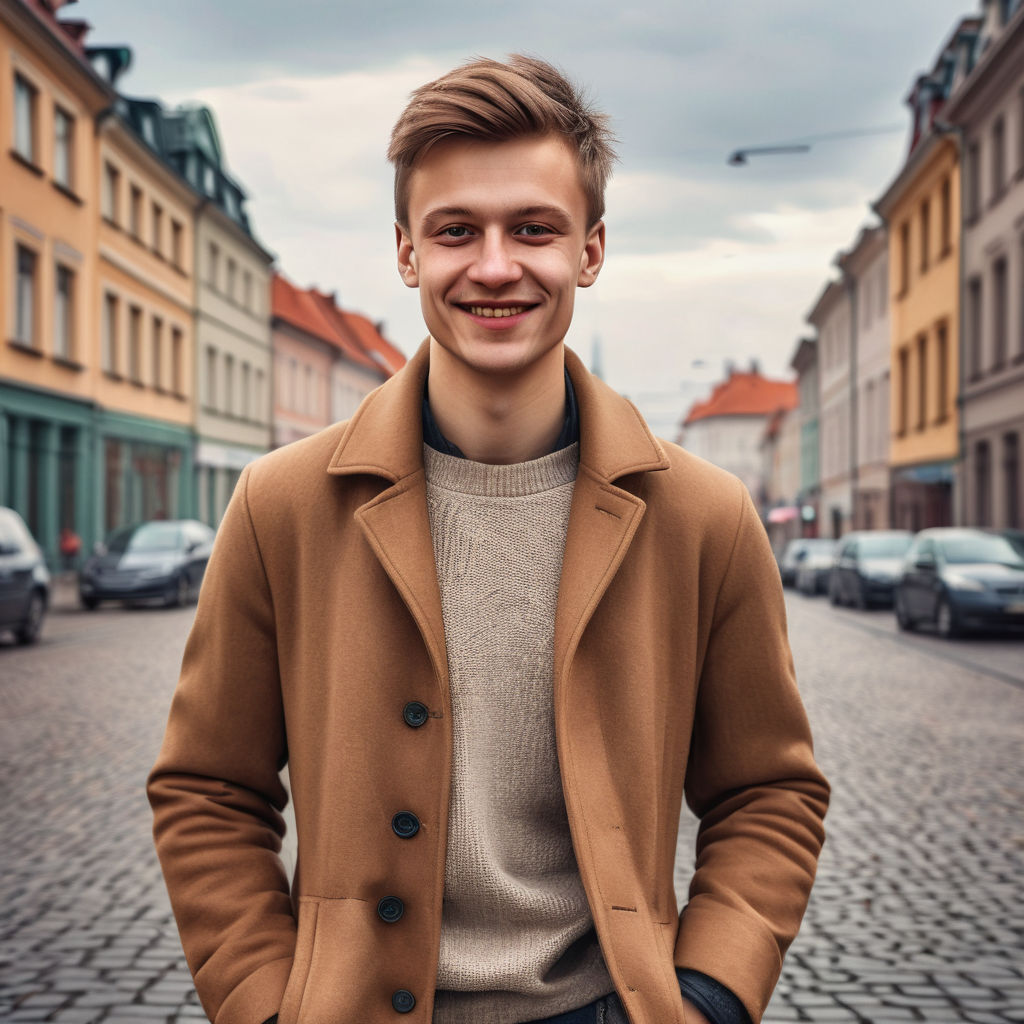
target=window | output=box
[992,257,1008,370]
[54,264,74,360]
[129,185,143,239]
[208,242,219,288]
[241,361,251,419]
[898,221,910,295]
[227,259,237,302]
[13,73,37,163]
[128,306,143,383]
[975,440,991,527]
[967,142,981,221]
[102,162,120,223]
[255,369,265,422]
[991,117,1006,201]
[171,327,184,395]
[936,321,949,423]
[1005,432,1021,529]
[54,106,74,189]
[242,270,252,311]
[916,334,928,431]
[225,353,235,414]
[151,202,163,256]
[939,177,951,255]
[205,345,217,408]
[152,316,163,391]
[897,347,909,437]
[919,199,930,272]
[102,292,119,373]
[14,245,38,347]
[968,276,983,380]
[171,220,183,269]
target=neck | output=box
[426,340,567,464]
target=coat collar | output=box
[326,339,670,482]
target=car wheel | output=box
[895,591,914,631]
[854,584,868,610]
[935,597,961,639]
[165,574,190,608]
[828,578,840,606]
[80,594,99,610]
[15,590,45,644]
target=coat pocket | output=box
[277,897,320,1024]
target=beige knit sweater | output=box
[424,443,613,1024]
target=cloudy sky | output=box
[73,0,972,436]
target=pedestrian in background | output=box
[148,54,829,1024]
[59,526,81,572]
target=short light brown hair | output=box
[388,54,616,229]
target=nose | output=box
[466,229,523,289]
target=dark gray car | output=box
[0,507,50,644]
[829,530,913,608]
[79,520,215,610]
[894,528,1024,637]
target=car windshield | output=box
[859,535,912,558]
[805,540,835,552]
[940,534,1024,567]
[107,522,182,554]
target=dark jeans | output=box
[526,990,628,1023]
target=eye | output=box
[439,225,472,239]
[516,223,553,237]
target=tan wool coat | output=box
[148,342,829,1024]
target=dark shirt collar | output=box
[422,368,579,460]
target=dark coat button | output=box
[403,701,428,728]
[392,989,415,1013]
[392,811,420,838]
[377,896,404,923]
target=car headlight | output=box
[945,572,985,592]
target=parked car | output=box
[894,528,1024,637]
[79,520,215,610]
[828,530,914,608]
[0,507,50,644]
[778,538,814,587]
[794,539,837,595]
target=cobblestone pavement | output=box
[1,585,1022,1023]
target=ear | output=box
[577,220,605,288]
[395,223,419,288]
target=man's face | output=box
[396,134,605,378]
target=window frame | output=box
[13,72,38,165]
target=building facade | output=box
[678,364,797,503]
[945,0,1024,529]
[874,21,974,530]
[838,225,892,530]
[807,279,854,539]
[1,0,112,563]
[789,338,821,537]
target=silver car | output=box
[0,507,50,644]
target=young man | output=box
[148,56,829,1024]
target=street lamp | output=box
[727,124,904,166]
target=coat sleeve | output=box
[147,465,296,1024]
[674,482,830,1023]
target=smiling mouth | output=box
[457,303,536,318]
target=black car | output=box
[894,528,1024,637]
[828,530,913,608]
[79,520,215,610]
[794,539,838,595]
[0,507,50,644]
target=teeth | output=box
[469,305,526,318]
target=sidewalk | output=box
[49,571,81,613]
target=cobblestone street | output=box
[1,587,1022,1023]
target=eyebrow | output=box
[419,204,573,232]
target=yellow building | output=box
[1,1,199,561]
[874,18,978,530]
[0,0,111,558]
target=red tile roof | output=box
[684,371,797,426]
[272,274,406,379]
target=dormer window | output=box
[203,164,216,197]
